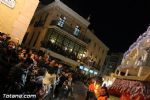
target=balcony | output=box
[41,40,78,61]
[41,40,95,64]
[50,20,91,44]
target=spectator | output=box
[97,87,109,100]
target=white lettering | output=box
[0,0,16,8]
[3,94,36,99]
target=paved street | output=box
[71,81,88,100]
[67,81,120,100]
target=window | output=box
[89,70,94,74]
[68,41,74,52]
[57,16,66,27]
[46,29,53,38]
[73,26,80,37]
[63,38,70,50]
[79,66,84,69]
[55,35,64,46]
[73,43,80,54]
[49,32,58,43]
[77,47,86,59]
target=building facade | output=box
[115,26,150,81]
[0,0,39,43]
[23,0,109,75]
[102,53,123,76]
[108,27,150,100]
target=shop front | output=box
[79,65,98,76]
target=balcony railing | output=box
[41,40,97,66]
[41,40,78,61]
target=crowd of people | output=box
[0,32,76,100]
[0,32,110,100]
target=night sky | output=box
[41,0,150,53]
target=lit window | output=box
[79,66,84,69]
[73,26,80,37]
[94,72,98,75]
[89,70,94,73]
[57,16,66,27]
[84,67,89,71]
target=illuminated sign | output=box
[94,72,98,75]
[0,0,16,8]
[83,67,89,71]
[79,66,84,69]
[89,70,93,73]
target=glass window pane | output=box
[73,43,80,52]
[63,38,70,50]
[45,29,53,40]
[49,31,58,43]
[73,26,80,37]
[68,41,74,52]
[56,35,64,45]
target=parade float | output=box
[108,27,150,100]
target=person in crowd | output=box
[86,78,97,100]
[67,73,73,97]
[97,86,109,100]
[54,71,67,99]
[0,32,108,100]
[7,57,33,94]
[43,67,56,100]
[58,80,69,100]
[94,80,102,98]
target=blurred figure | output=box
[97,87,109,100]
[7,58,33,94]
[86,78,97,100]
[58,80,69,100]
[43,68,56,100]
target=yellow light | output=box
[82,54,85,57]
[94,84,100,98]
[147,39,150,42]
[70,48,73,52]
[51,39,55,43]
